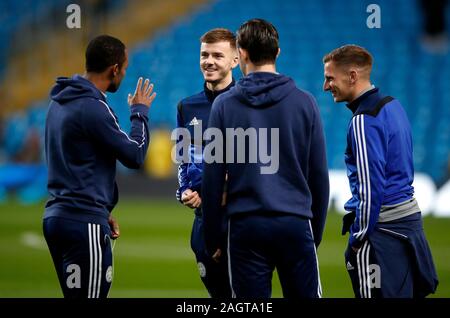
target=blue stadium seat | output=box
[3,0,449,184]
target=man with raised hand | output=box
[43,35,156,298]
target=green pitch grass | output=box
[0,199,448,298]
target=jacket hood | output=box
[50,74,105,104]
[235,72,295,107]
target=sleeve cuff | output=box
[177,187,189,204]
[130,104,149,118]
[349,235,365,249]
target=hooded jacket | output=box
[202,72,329,253]
[44,75,150,226]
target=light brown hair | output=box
[323,45,373,70]
[200,28,236,50]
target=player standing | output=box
[323,44,438,298]
[43,35,156,298]
[202,19,329,298]
[175,28,238,297]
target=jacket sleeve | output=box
[307,97,330,248]
[348,114,387,248]
[83,99,150,169]
[201,100,226,256]
[175,102,190,203]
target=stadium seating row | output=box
[0,0,449,204]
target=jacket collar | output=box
[204,79,235,102]
[346,86,378,114]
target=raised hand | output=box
[128,77,156,107]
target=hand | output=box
[181,189,202,209]
[128,77,156,107]
[221,191,227,206]
[108,215,120,240]
[221,173,228,206]
[352,246,360,253]
[212,249,222,263]
[341,211,356,235]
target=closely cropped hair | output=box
[200,28,237,50]
[85,35,126,73]
[236,18,279,65]
[323,45,373,70]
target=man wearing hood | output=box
[43,35,156,298]
[202,19,329,298]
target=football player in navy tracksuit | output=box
[175,28,238,297]
[43,35,156,298]
[202,19,329,298]
[323,45,438,298]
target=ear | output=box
[349,69,358,85]
[276,48,281,59]
[231,51,239,69]
[112,64,119,77]
[238,47,248,62]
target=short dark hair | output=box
[323,45,373,70]
[85,35,126,73]
[236,18,279,65]
[200,28,236,50]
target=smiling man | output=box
[175,28,238,297]
[202,19,329,298]
[323,44,438,298]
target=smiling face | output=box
[200,41,238,89]
[323,61,354,103]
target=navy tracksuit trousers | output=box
[43,217,114,298]
[345,212,438,298]
[228,212,322,298]
[191,212,232,298]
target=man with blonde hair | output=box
[323,44,438,298]
[175,28,238,297]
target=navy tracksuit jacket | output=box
[342,87,438,298]
[202,72,329,297]
[176,81,234,298]
[43,75,150,298]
